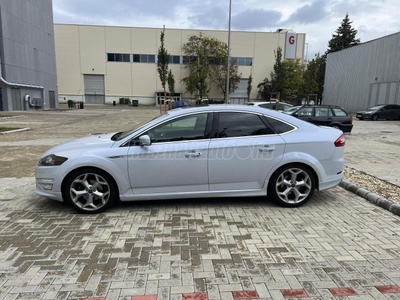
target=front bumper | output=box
[35,166,64,202]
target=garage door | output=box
[84,75,105,104]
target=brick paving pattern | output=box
[1,106,400,299]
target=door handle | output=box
[259,146,276,152]
[184,151,202,158]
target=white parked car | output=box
[247,100,293,111]
[36,105,345,213]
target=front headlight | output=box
[38,154,68,166]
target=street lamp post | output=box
[225,0,232,104]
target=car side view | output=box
[284,105,353,133]
[356,104,400,120]
[35,106,345,213]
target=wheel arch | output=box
[266,161,320,192]
[61,166,120,201]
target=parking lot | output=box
[1,106,400,300]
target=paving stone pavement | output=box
[1,107,400,299]
[1,178,400,300]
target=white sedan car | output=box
[36,105,345,213]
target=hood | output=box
[42,133,117,157]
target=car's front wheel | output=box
[63,168,118,213]
[268,164,316,207]
[372,114,379,121]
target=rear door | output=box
[393,105,400,119]
[208,111,286,191]
[312,106,332,126]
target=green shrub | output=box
[119,97,131,105]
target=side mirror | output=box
[139,135,151,146]
[292,113,298,117]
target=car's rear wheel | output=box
[372,114,379,121]
[63,168,118,214]
[332,124,342,131]
[268,164,316,207]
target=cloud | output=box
[188,7,228,29]
[286,0,328,24]
[232,9,282,30]
[53,0,183,25]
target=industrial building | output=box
[54,24,306,105]
[0,0,58,111]
[324,32,400,112]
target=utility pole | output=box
[225,0,232,104]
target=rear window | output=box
[265,117,295,134]
[332,108,348,116]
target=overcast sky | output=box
[52,0,400,59]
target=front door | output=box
[127,113,211,194]
[208,112,286,191]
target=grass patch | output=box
[0,127,20,132]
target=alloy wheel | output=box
[69,173,111,212]
[275,168,312,204]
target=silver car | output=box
[36,105,345,213]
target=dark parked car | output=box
[356,104,400,120]
[171,100,191,109]
[284,105,353,133]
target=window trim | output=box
[262,115,297,135]
[124,112,213,146]
[211,111,282,140]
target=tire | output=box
[268,164,316,207]
[332,124,342,131]
[63,168,118,214]
[372,114,379,121]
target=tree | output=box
[327,13,360,54]
[182,33,235,101]
[302,56,319,100]
[212,58,241,101]
[281,59,304,101]
[247,74,253,101]
[270,47,285,94]
[257,77,272,101]
[157,28,170,110]
[315,54,326,102]
[167,70,175,98]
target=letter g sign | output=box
[289,35,295,45]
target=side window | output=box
[216,112,274,138]
[265,117,295,134]
[332,108,348,116]
[297,107,313,117]
[315,107,330,117]
[259,104,269,108]
[146,113,209,143]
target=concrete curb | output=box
[340,180,400,216]
[0,128,30,135]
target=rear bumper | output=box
[342,124,353,133]
[319,172,343,191]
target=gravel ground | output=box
[344,166,400,205]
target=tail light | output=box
[350,116,353,124]
[335,134,346,147]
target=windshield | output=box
[283,106,301,114]
[367,105,383,111]
[115,113,166,141]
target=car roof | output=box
[165,104,318,129]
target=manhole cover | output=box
[380,131,393,133]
